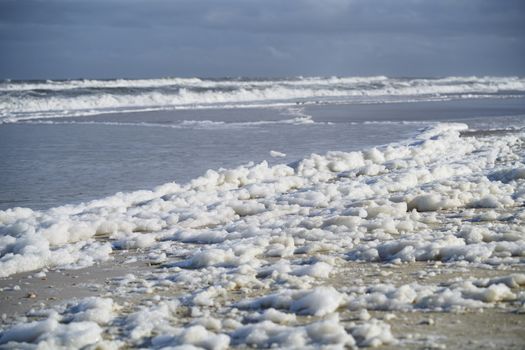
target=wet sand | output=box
[1,252,524,349]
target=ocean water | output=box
[1,77,525,349]
[1,76,525,210]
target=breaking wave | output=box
[22,115,326,129]
[1,76,525,123]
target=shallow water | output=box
[1,98,524,210]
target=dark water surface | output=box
[1,98,524,210]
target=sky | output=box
[0,0,524,79]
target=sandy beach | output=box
[1,121,525,349]
[1,245,524,348]
[3,0,525,347]
[0,256,525,349]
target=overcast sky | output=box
[1,0,524,79]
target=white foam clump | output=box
[58,297,116,325]
[347,279,519,312]
[270,150,287,158]
[231,313,397,348]
[480,273,525,289]
[0,297,115,349]
[291,261,333,278]
[231,314,356,348]
[239,286,344,317]
[290,287,344,316]
[258,308,297,324]
[152,325,230,350]
[124,300,230,349]
[0,316,102,350]
[124,300,180,342]
[351,319,396,347]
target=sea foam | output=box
[1,122,524,277]
[1,76,525,122]
[1,122,525,348]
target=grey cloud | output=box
[0,0,523,79]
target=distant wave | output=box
[21,114,329,129]
[21,118,441,129]
[0,76,391,92]
[1,76,524,123]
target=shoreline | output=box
[2,256,524,349]
[1,122,525,348]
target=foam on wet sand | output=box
[1,123,524,349]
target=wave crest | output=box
[1,76,524,122]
